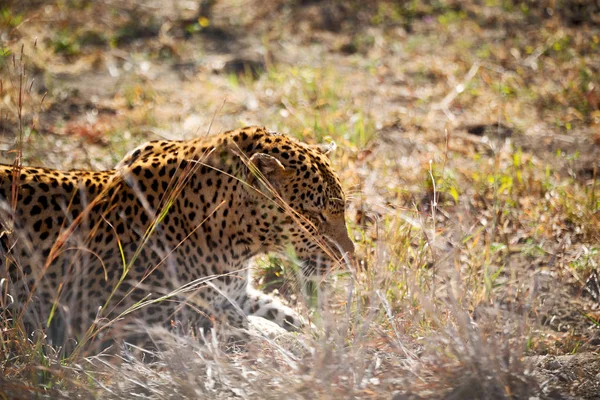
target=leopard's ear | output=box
[246,153,292,193]
[310,141,336,157]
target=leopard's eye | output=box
[328,197,346,212]
[309,212,327,226]
[330,198,345,208]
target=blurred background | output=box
[2,0,598,169]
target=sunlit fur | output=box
[0,126,354,348]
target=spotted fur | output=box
[0,126,354,346]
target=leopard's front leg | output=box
[237,287,304,331]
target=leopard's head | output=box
[243,131,354,275]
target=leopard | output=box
[0,126,354,350]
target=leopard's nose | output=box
[326,216,355,257]
[326,224,355,260]
[338,234,355,258]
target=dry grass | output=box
[1,0,600,398]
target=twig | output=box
[434,62,481,122]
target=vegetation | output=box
[1,0,599,398]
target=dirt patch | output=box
[530,353,600,399]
